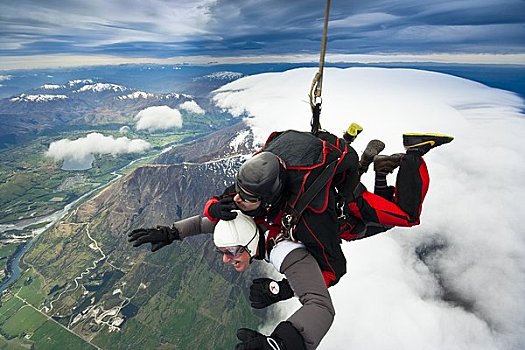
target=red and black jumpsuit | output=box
[205,151,430,288]
[342,151,430,241]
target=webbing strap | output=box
[311,102,321,136]
[286,159,338,226]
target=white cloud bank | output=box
[135,105,183,132]
[178,100,205,114]
[46,132,150,170]
[213,67,525,350]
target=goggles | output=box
[235,183,261,203]
[215,245,246,258]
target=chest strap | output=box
[282,158,339,239]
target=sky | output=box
[1,0,524,69]
[213,67,525,349]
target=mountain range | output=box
[2,63,524,349]
[0,79,197,149]
[16,121,263,349]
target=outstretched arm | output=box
[173,215,216,239]
[128,215,216,252]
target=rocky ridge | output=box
[21,120,264,348]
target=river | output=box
[0,173,122,293]
[0,147,167,294]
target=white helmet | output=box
[213,211,259,258]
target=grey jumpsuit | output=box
[173,215,335,350]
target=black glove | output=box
[127,226,180,252]
[235,322,305,350]
[249,278,294,309]
[208,197,238,221]
[235,328,283,350]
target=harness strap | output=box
[311,102,322,136]
[282,158,339,239]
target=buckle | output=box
[280,214,298,241]
[281,214,293,230]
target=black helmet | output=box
[236,152,285,205]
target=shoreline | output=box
[0,241,27,294]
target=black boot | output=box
[403,133,454,155]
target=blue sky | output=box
[1,0,524,68]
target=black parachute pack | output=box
[261,129,360,237]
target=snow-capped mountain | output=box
[67,79,94,87]
[117,91,155,100]
[10,94,68,102]
[0,78,203,148]
[196,71,244,81]
[75,83,127,93]
[40,84,63,90]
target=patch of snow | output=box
[229,130,251,152]
[40,84,63,90]
[117,91,154,100]
[76,83,127,93]
[162,92,180,99]
[10,93,68,102]
[198,71,243,81]
[67,79,93,87]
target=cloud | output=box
[331,12,400,28]
[1,0,523,61]
[213,67,525,349]
[134,105,183,132]
[178,100,205,115]
[0,0,215,46]
[46,132,150,170]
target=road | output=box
[9,291,102,350]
